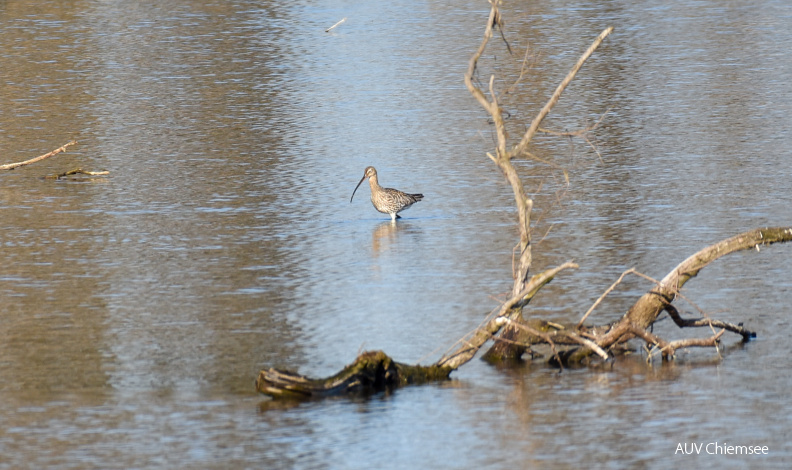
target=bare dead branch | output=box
[1,141,78,171]
[514,27,613,157]
[665,304,755,341]
[537,106,611,138]
[629,227,792,329]
[564,331,610,360]
[325,17,347,33]
[44,168,110,179]
[464,4,499,113]
[662,330,724,357]
[505,43,537,95]
[464,0,533,294]
[435,261,578,370]
[596,227,792,351]
[537,107,611,164]
[629,324,725,360]
[578,268,637,328]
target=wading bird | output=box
[350,166,423,221]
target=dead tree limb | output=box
[629,324,725,361]
[480,227,792,366]
[535,227,792,365]
[514,27,613,158]
[464,1,532,295]
[577,267,637,328]
[464,0,612,361]
[255,5,792,402]
[597,227,792,350]
[436,261,578,370]
[256,261,578,400]
[664,304,754,341]
[0,141,77,171]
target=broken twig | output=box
[44,168,110,180]
[1,141,78,171]
[325,17,347,33]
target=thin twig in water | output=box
[578,268,637,328]
[537,107,612,164]
[45,168,110,179]
[1,141,77,171]
[325,17,347,33]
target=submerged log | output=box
[256,351,452,400]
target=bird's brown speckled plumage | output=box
[350,166,423,221]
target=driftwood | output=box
[2,141,108,178]
[481,227,792,365]
[44,168,110,180]
[0,141,77,170]
[256,2,791,400]
[256,227,791,398]
[256,351,451,400]
[325,17,347,33]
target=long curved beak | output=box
[350,175,367,203]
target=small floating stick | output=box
[325,17,347,33]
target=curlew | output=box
[350,166,423,221]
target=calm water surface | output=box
[0,0,790,468]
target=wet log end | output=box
[256,350,452,400]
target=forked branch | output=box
[514,27,613,157]
[436,261,578,370]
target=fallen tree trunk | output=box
[256,263,577,398]
[256,351,451,400]
[257,228,791,399]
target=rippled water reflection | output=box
[0,0,790,468]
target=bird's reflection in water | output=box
[371,219,421,256]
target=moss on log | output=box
[256,351,452,400]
